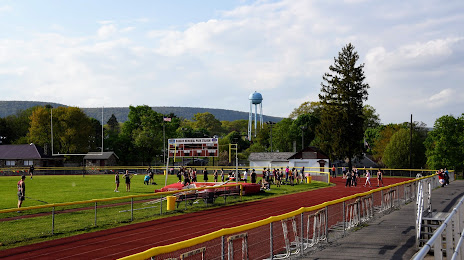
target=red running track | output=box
[0,177,411,260]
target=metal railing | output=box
[120,175,438,260]
[413,195,464,260]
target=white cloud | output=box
[97,24,118,38]
[429,88,454,103]
[1,0,463,126]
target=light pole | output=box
[300,125,307,150]
[266,121,276,152]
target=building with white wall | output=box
[248,147,329,172]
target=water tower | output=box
[248,91,263,141]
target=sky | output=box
[0,0,463,127]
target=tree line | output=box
[0,43,462,171]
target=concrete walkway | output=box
[301,180,464,260]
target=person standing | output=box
[377,169,384,187]
[251,169,257,184]
[220,168,225,182]
[364,170,371,187]
[17,175,26,208]
[438,170,445,187]
[192,169,197,182]
[124,170,133,192]
[114,171,120,192]
[444,168,450,186]
[332,165,336,178]
[29,165,34,180]
[213,169,218,182]
[285,166,289,183]
[177,167,183,183]
[243,169,248,183]
[203,168,208,182]
[183,169,191,185]
[345,170,352,187]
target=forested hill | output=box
[0,101,283,123]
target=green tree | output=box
[0,117,14,144]
[28,106,95,154]
[221,119,248,135]
[272,118,296,152]
[107,114,120,133]
[120,105,164,165]
[289,101,323,119]
[362,105,381,131]
[316,43,370,168]
[293,113,319,150]
[27,106,51,148]
[425,114,464,171]
[192,112,223,136]
[104,114,120,152]
[383,128,426,169]
[370,124,401,165]
[0,106,39,144]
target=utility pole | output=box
[409,114,413,177]
[300,125,307,151]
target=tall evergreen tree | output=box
[316,43,370,169]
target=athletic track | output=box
[0,177,411,259]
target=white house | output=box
[287,147,329,173]
[248,147,330,172]
[248,152,295,169]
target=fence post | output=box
[446,218,454,258]
[343,201,346,237]
[131,197,134,222]
[221,235,225,260]
[381,190,384,211]
[269,222,273,260]
[396,186,400,207]
[300,213,304,255]
[434,231,443,259]
[52,206,55,235]
[325,206,329,243]
[94,202,97,227]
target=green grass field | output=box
[0,174,329,249]
[0,174,169,209]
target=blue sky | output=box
[0,0,463,126]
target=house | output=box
[0,143,64,168]
[248,147,330,172]
[248,152,295,169]
[287,147,330,172]
[84,152,119,167]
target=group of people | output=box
[437,168,450,187]
[176,167,229,185]
[114,170,134,192]
[343,167,384,188]
[260,166,306,187]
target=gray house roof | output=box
[287,146,329,160]
[84,152,119,160]
[0,143,50,159]
[248,152,295,162]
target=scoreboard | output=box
[168,138,219,157]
